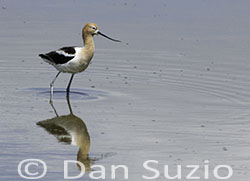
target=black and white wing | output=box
[39,46,76,65]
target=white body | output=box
[50,47,92,73]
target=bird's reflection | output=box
[37,95,93,171]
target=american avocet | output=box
[39,23,120,99]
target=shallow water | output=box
[1,0,250,180]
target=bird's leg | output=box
[50,72,61,103]
[66,74,75,95]
[66,93,73,115]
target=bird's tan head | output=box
[82,22,121,42]
[82,23,99,36]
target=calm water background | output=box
[1,0,250,180]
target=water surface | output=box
[1,0,250,180]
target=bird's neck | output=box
[83,34,95,51]
[82,34,95,60]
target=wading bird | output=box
[39,23,120,100]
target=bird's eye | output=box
[90,26,96,30]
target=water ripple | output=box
[25,88,108,101]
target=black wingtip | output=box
[39,54,45,58]
[39,54,53,62]
[39,54,50,60]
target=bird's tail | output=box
[39,54,55,65]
